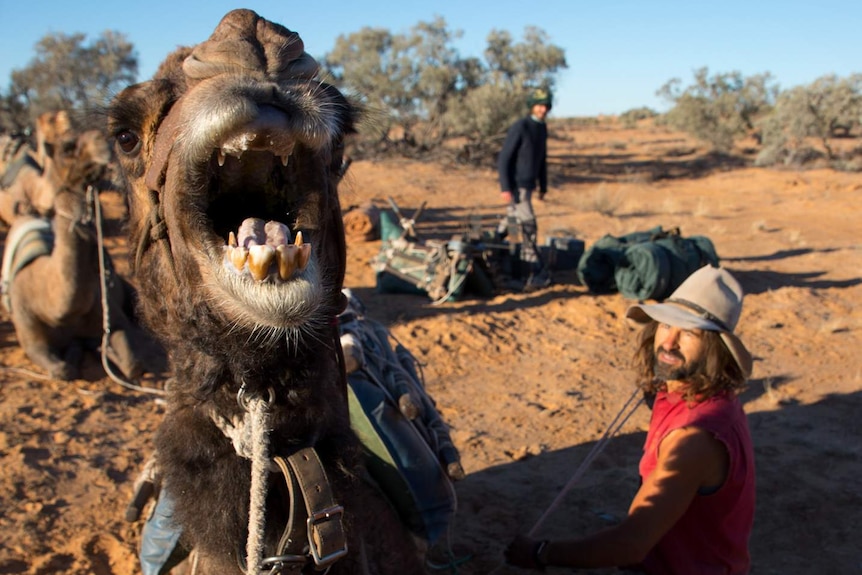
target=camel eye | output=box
[116,130,140,154]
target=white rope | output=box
[207,391,273,573]
[245,395,271,574]
[91,185,166,396]
[488,388,645,575]
[527,387,644,537]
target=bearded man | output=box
[505,265,756,574]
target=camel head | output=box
[107,9,358,360]
[34,110,73,168]
[49,131,110,226]
[28,129,112,222]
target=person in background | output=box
[505,265,756,574]
[497,88,552,289]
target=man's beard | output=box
[653,349,705,382]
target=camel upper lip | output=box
[217,107,297,162]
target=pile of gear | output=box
[369,201,720,305]
[371,198,583,303]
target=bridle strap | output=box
[134,99,186,282]
[134,188,177,280]
[144,98,186,193]
[266,448,348,573]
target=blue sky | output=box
[1,0,859,118]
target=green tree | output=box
[323,18,461,154]
[2,30,137,132]
[323,19,566,162]
[657,67,778,153]
[757,73,862,166]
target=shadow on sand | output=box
[448,388,862,574]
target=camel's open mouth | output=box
[191,103,330,285]
[206,151,312,284]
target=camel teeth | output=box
[217,149,226,167]
[294,231,304,247]
[280,154,289,167]
[228,231,237,248]
[297,244,311,270]
[248,245,275,281]
[276,245,297,280]
[229,246,248,271]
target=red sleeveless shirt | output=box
[638,390,755,575]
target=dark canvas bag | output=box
[339,290,460,544]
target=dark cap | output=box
[527,88,553,110]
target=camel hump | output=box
[182,8,319,82]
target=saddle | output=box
[0,217,53,313]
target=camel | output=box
[107,9,428,574]
[0,110,77,225]
[1,129,151,381]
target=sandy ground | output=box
[0,118,860,574]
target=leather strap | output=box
[144,99,185,193]
[269,448,347,572]
[136,98,182,281]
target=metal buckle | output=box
[306,505,348,567]
[259,553,308,574]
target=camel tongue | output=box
[235,217,291,248]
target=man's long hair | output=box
[633,322,747,403]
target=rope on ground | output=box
[92,185,166,397]
[0,365,54,381]
[527,387,644,536]
[487,387,645,575]
[426,514,473,573]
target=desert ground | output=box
[0,117,860,574]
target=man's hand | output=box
[504,534,545,570]
[501,190,514,204]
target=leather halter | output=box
[210,391,348,574]
[134,99,185,280]
[259,449,348,574]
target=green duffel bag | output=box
[615,234,721,301]
[577,226,664,293]
[347,376,457,545]
[614,241,671,300]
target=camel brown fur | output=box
[3,129,152,381]
[0,111,77,225]
[107,9,425,574]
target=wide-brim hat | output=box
[626,265,752,378]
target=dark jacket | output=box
[497,115,548,195]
